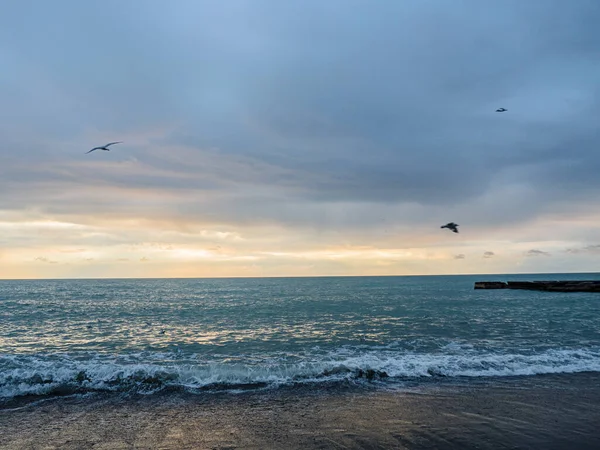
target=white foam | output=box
[2,346,600,400]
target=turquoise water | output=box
[2,274,600,400]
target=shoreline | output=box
[2,373,600,449]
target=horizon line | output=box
[1,271,599,282]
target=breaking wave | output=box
[3,346,600,400]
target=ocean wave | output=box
[2,347,600,400]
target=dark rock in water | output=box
[475,280,600,292]
[474,281,507,289]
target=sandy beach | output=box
[2,373,600,450]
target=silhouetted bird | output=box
[86,141,122,154]
[496,108,507,112]
[441,222,459,233]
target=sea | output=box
[2,273,600,404]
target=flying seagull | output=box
[496,108,507,112]
[441,222,459,233]
[86,141,122,154]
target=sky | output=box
[1,0,600,279]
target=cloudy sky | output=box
[1,0,599,279]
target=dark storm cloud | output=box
[1,0,600,230]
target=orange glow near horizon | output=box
[2,212,598,279]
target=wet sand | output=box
[2,373,600,449]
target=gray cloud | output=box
[526,249,551,257]
[454,254,466,260]
[1,0,600,236]
[483,252,495,259]
[566,245,600,254]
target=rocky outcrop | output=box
[474,280,600,292]
[474,281,507,289]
